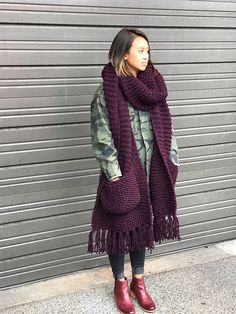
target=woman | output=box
[88,28,181,314]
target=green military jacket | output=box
[91,82,179,181]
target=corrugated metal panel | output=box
[0,0,235,288]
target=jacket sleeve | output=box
[170,128,180,166]
[90,83,122,180]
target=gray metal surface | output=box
[0,0,235,289]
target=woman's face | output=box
[124,36,150,77]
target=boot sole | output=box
[129,291,157,313]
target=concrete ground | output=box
[0,240,235,314]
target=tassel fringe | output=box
[87,224,154,255]
[154,214,181,244]
[88,216,180,255]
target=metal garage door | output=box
[0,0,235,289]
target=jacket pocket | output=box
[100,166,140,215]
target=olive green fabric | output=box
[91,82,179,181]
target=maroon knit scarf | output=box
[88,62,180,255]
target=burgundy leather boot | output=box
[114,277,135,314]
[129,276,156,312]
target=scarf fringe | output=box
[88,215,181,255]
[87,224,155,255]
[154,214,181,244]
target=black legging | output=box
[108,248,146,279]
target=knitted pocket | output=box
[168,159,179,185]
[100,166,140,215]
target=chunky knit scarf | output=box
[88,62,180,255]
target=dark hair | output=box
[108,28,155,76]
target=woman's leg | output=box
[108,248,146,278]
[129,249,146,277]
[108,253,135,314]
[129,249,156,312]
[108,253,125,279]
